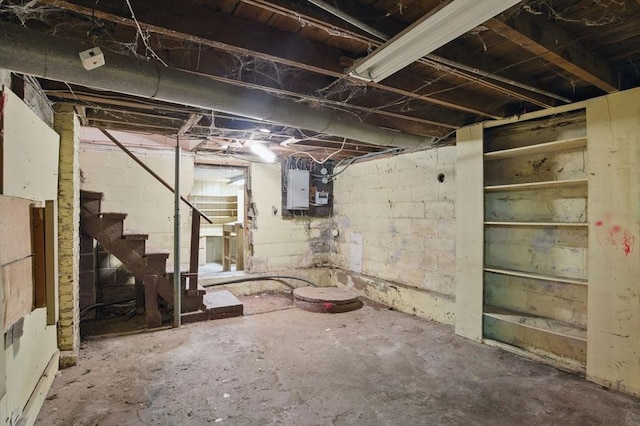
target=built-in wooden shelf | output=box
[484,178,588,192]
[482,339,586,375]
[484,137,587,160]
[483,306,587,342]
[483,267,588,286]
[484,221,588,227]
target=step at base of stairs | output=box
[181,290,243,324]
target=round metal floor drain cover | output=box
[293,286,362,313]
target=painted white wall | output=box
[0,87,59,426]
[330,147,457,323]
[1,89,59,201]
[586,87,640,396]
[2,308,57,425]
[79,145,195,268]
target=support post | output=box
[173,137,181,327]
[189,212,200,291]
[143,274,162,328]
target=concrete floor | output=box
[37,299,640,425]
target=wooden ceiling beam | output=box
[486,15,619,93]
[249,0,563,108]
[178,114,204,137]
[171,50,463,130]
[44,89,206,115]
[37,0,503,119]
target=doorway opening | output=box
[191,165,247,277]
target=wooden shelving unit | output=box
[481,110,589,368]
[483,306,587,364]
[190,195,238,227]
[483,267,588,286]
[458,90,640,395]
[484,136,587,160]
[484,221,588,227]
[484,178,587,192]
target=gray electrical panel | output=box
[286,169,309,210]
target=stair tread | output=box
[123,232,149,240]
[166,267,190,275]
[80,190,103,200]
[145,249,170,258]
[99,212,127,220]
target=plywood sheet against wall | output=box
[0,195,34,331]
[0,196,32,265]
[2,257,33,332]
[1,87,60,201]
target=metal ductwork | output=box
[0,22,433,149]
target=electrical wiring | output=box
[124,0,168,66]
[289,137,346,165]
[201,275,319,289]
[328,146,404,181]
[80,298,136,315]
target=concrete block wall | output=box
[78,231,96,319]
[96,244,136,304]
[248,163,332,274]
[79,145,195,269]
[54,106,81,355]
[330,147,457,324]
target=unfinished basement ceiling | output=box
[1,0,638,160]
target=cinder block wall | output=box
[54,106,81,354]
[248,163,332,274]
[330,147,457,324]
[95,243,136,304]
[78,231,96,319]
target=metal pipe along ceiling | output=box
[0,22,433,149]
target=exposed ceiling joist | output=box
[178,114,204,137]
[0,0,635,162]
[37,0,513,119]
[0,21,430,148]
[486,15,619,93]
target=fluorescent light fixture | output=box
[258,128,271,133]
[349,0,521,83]
[249,142,277,162]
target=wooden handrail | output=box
[99,129,213,224]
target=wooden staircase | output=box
[80,190,210,327]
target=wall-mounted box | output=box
[315,191,329,205]
[286,169,309,210]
